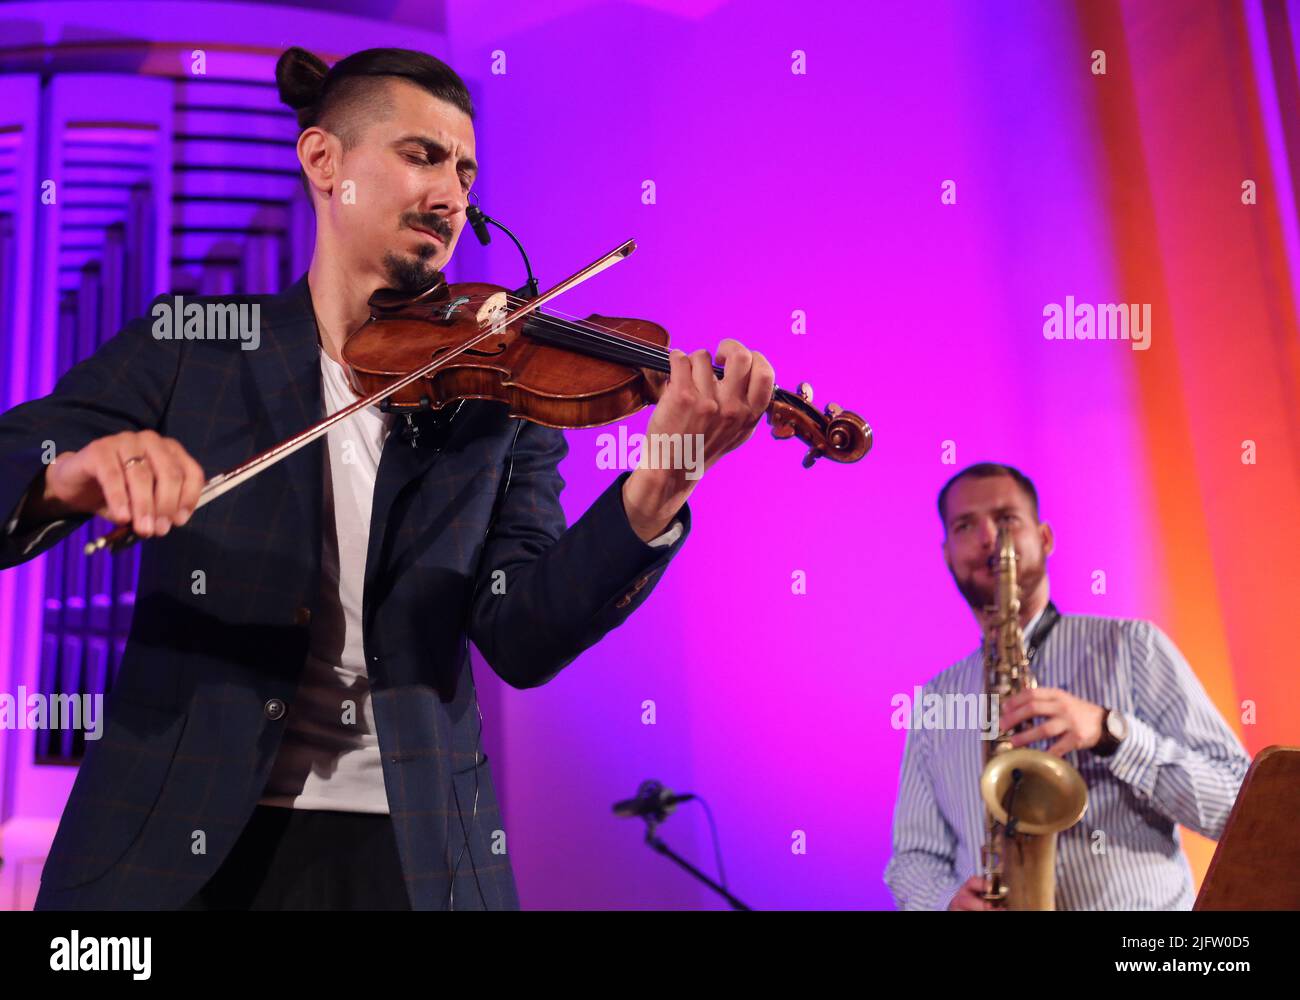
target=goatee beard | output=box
[382,246,441,295]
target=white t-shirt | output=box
[259,348,396,813]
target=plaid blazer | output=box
[0,274,690,910]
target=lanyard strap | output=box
[1025,601,1061,664]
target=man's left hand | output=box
[622,339,774,541]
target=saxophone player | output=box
[883,462,1251,910]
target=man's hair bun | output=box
[274,46,475,146]
[276,47,330,125]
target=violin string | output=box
[500,294,706,363]
[496,293,789,392]
[501,295,681,371]
[523,322,672,373]
[513,307,806,410]
[502,296,788,396]
[494,294,804,408]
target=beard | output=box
[382,243,442,295]
[950,543,1047,613]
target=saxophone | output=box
[978,526,1088,909]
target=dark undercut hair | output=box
[275,46,474,183]
[937,462,1040,528]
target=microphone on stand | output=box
[612,778,750,910]
[464,195,540,299]
[612,780,696,821]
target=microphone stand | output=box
[641,813,752,911]
[466,203,540,299]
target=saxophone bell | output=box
[982,748,1088,836]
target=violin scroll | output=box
[767,381,872,468]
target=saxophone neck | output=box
[982,525,1029,671]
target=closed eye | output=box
[402,150,473,190]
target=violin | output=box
[87,240,870,554]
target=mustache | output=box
[404,214,452,241]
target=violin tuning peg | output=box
[802,448,822,469]
[798,381,814,404]
[825,402,843,417]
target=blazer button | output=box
[615,594,632,608]
[264,698,287,721]
[294,606,312,626]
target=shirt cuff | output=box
[1100,713,1160,798]
[646,519,684,549]
[4,479,75,559]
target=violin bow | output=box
[84,239,638,555]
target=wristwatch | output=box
[1093,708,1128,757]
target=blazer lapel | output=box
[363,406,457,603]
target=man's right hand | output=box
[30,430,205,538]
[948,875,1002,911]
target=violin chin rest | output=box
[367,274,450,313]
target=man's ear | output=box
[1039,520,1055,558]
[942,535,952,570]
[297,126,338,196]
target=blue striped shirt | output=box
[883,613,1251,910]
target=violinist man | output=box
[0,46,774,910]
[883,462,1250,910]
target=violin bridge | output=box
[475,292,511,333]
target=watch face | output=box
[1107,710,1127,742]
